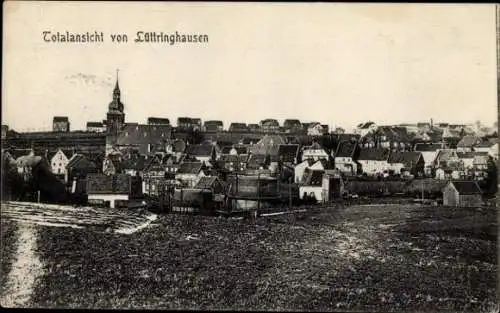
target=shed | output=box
[442,180,483,207]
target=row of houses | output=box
[81,117,330,135]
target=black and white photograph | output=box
[1,2,499,311]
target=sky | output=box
[2,2,498,133]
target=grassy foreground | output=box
[1,203,498,311]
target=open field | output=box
[0,201,498,311]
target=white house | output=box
[175,162,206,188]
[414,143,443,176]
[357,148,390,176]
[50,148,72,177]
[299,169,324,202]
[294,159,314,183]
[457,152,475,169]
[333,141,358,176]
[301,147,329,162]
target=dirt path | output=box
[0,222,43,308]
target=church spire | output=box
[113,68,120,100]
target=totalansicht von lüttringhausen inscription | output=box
[42,31,209,45]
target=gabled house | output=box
[217,154,248,173]
[175,162,206,188]
[250,134,286,156]
[102,155,122,176]
[414,143,444,176]
[357,148,390,176]
[377,126,412,150]
[247,124,261,132]
[111,123,172,155]
[185,144,216,164]
[147,117,170,125]
[299,168,324,202]
[142,155,166,196]
[387,151,424,177]
[442,180,483,207]
[333,141,359,176]
[283,119,302,133]
[457,135,483,152]
[49,148,74,177]
[203,120,224,132]
[66,154,98,181]
[259,119,280,132]
[434,149,461,169]
[194,176,225,195]
[301,143,329,162]
[229,122,248,132]
[277,144,300,165]
[246,154,270,170]
[121,154,147,177]
[86,173,142,208]
[294,159,315,183]
[177,117,201,131]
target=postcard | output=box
[1,2,498,312]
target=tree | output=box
[479,156,497,197]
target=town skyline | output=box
[3,3,497,133]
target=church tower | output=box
[106,69,125,134]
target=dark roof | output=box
[204,120,223,126]
[86,122,104,127]
[334,141,357,158]
[229,123,248,131]
[414,143,443,152]
[457,152,476,159]
[302,169,324,186]
[387,151,422,167]
[144,156,164,172]
[247,124,260,130]
[66,154,97,170]
[121,155,147,171]
[260,119,280,127]
[449,181,482,195]
[147,117,170,125]
[194,176,224,190]
[246,154,269,168]
[116,124,171,146]
[177,117,194,124]
[277,144,299,163]
[86,174,132,194]
[219,154,249,163]
[283,119,302,128]
[185,144,214,157]
[53,116,69,122]
[457,136,482,148]
[177,162,204,174]
[358,148,390,161]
